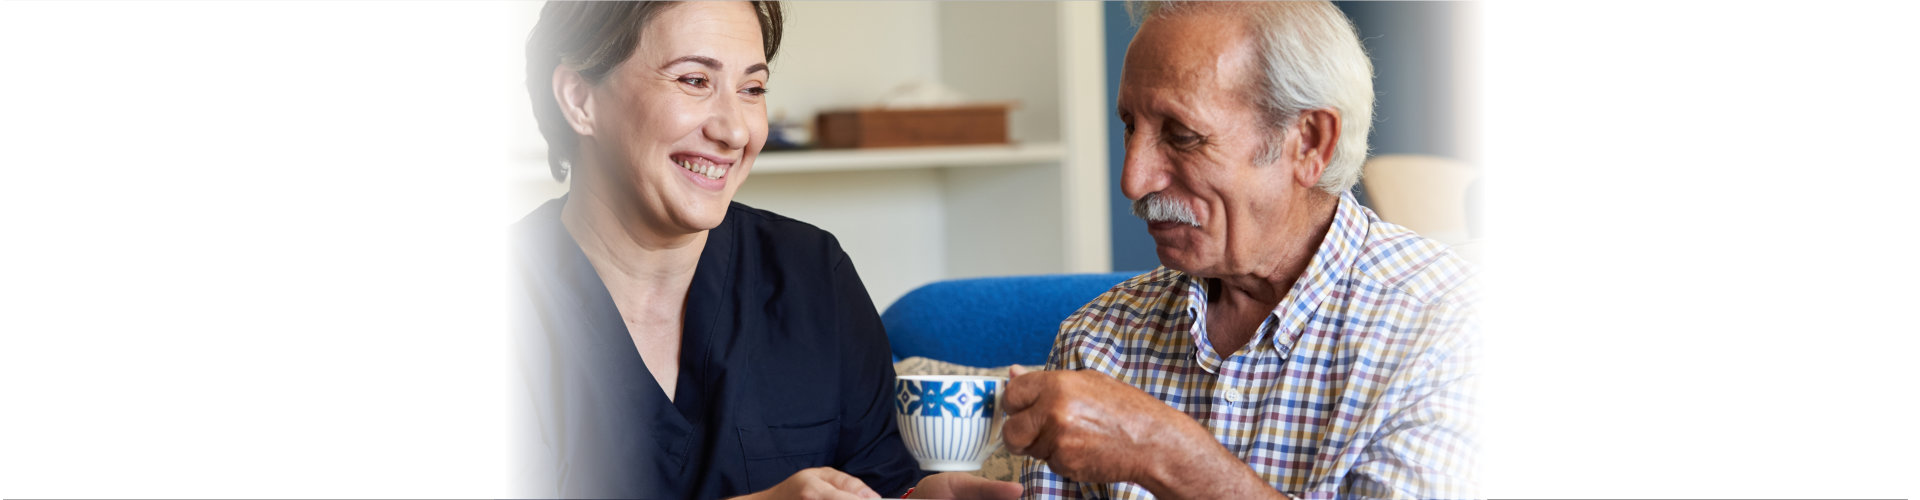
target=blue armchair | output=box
[879,272,1145,367]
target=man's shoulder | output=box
[1079,267,1187,313]
[1056,268,1190,348]
[1350,219,1479,308]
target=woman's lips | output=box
[669,153,736,191]
[670,153,730,180]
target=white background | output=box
[1,2,518,497]
[3,1,1915,498]
[1478,2,1919,497]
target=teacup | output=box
[892,375,1006,471]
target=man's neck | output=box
[1205,192,1340,355]
[1219,192,1340,303]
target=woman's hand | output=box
[907,472,1022,500]
[733,467,880,500]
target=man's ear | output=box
[1291,108,1341,189]
[553,66,596,137]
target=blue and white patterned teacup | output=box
[893,375,1006,471]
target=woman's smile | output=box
[670,152,734,190]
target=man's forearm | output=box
[1138,427,1291,500]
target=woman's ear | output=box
[553,66,596,137]
[1291,108,1341,189]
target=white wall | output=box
[767,2,943,127]
[507,2,1100,310]
[937,2,1062,143]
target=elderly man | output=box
[1003,2,1477,499]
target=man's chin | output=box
[1151,243,1199,273]
[1145,221,1205,244]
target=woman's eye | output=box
[743,86,768,96]
[678,76,708,88]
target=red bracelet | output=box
[902,486,914,498]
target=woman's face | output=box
[584,2,769,234]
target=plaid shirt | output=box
[1020,193,1479,500]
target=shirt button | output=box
[1223,388,1242,404]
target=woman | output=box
[510,2,1018,499]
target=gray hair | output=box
[1131,192,1199,227]
[1130,1,1375,194]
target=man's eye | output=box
[678,76,708,87]
[1169,133,1201,147]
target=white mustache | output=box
[1131,192,1199,227]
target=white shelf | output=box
[752,142,1065,174]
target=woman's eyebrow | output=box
[662,56,768,77]
[663,55,722,71]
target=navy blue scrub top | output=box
[510,197,924,499]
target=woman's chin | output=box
[665,204,729,233]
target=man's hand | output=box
[1001,366,1214,485]
[1002,367,1288,500]
[732,467,879,500]
[907,472,1022,500]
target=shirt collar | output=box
[1181,192,1367,364]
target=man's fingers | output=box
[1009,365,1031,378]
[1001,407,1040,455]
[1004,408,1063,461]
[1002,369,1045,413]
[1021,417,1062,462]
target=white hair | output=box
[1131,192,1199,227]
[1131,1,1375,194]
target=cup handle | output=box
[983,390,1006,459]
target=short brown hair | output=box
[525,1,785,181]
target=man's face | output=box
[1118,9,1308,278]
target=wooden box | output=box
[814,104,1010,149]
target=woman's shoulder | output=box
[510,198,570,265]
[722,202,848,263]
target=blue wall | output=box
[1102,2,1472,272]
[1102,3,1158,272]
[1335,1,1473,160]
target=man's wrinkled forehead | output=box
[1119,9,1258,108]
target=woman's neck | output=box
[560,186,706,292]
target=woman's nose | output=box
[703,97,750,151]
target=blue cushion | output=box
[880,272,1145,367]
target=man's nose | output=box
[1120,140,1170,202]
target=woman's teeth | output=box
[678,158,724,180]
